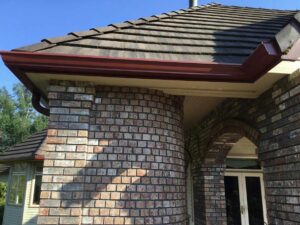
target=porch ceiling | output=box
[184,96,224,127]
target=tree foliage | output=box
[0,84,48,151]
[0,183,6,204]
[0,182,6,225]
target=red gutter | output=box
[0,42,281,82]
[1,51,245,81]
[34,155,45,160]
[0,41,284,115]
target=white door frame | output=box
[225,171,268,225]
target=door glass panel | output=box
[245,177,264,225]
[33,174,42,205]
[225,176,242,225]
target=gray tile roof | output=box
[14,3,298,63]
[0,131,47,162]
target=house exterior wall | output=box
[188,72,300,225]
[2,201,24,225]
[3,163,26,225]
[38,81,186,225]
[2,162,40,225]
[22,163,39,225]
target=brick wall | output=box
[192,164,226,225]
[188,73,300,225]
[38,81,187,225]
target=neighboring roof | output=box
[0,165,9,175]
[14,3,298,64]
[0,131,47,162]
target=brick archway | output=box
[205,119,260,165]
[195,119,260,225]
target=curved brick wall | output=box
[39,83,186,225]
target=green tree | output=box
[0,84,48,151]
[0,182,7,225]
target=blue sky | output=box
[1,0,300,92]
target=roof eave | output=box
[0,40,295,115]
[0,131,47,162]
[0,154,44,163]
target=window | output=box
[31,166,43,206]
[226,158,261,170]
[9,173,26,205]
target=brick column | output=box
[193,165,226,225]
[38,83,186,225]
[38,82,94,225]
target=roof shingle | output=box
[0,131,47,162]
[13,3,298,64]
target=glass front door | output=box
[225,172,267,225]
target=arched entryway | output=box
[224,137,267,225]
[205,119,260,165]
[196,119,263,225]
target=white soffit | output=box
[269,60,300,74]
[26,59,300,127]
[26,59,300,99]
[27,72,286,99]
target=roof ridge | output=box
[215,4,298,12]
[13,3,218,52]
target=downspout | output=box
[31,91,49,116]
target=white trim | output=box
[29,167,42,208]
[10,171,25,175]
[227,155,258,159]
[226,169,262,173]
[259,174,268,225]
